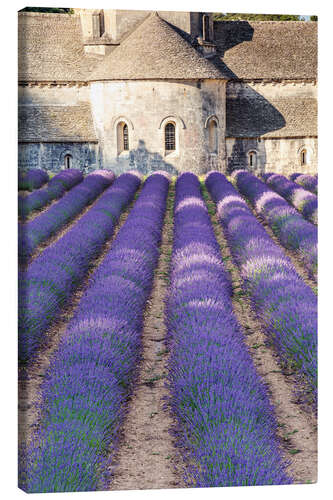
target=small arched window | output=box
[248,151,257,168]
[64,154,72,169]
[300,149,307,165]
[165,122,176,152]
[117,122,129,154]
[208,120,218,153]
[202,14,210,41]
[99,10,105,36]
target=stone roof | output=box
[91,12,228,81]
[18,105,98,142]
[18,12,103,82]
[226,97,317,138]
[18,13,317,83]
[214,21,317,80]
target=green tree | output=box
[19,7,73,14]
[310,15,318,21]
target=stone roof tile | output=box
[18,12,103,82]
[18,104,97,142]
[214,21,317,80]
[226,97,317,137]
[90,12,228,81]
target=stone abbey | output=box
[18,9,317,176]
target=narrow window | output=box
[203,15,210,41]
[165,122,176,152]
[64,154,72,169]
[301,149,307,165]
[209,120,218,153]
[123,124,129,151]
[117,122,129,154]
[99,10,105,37]
[249,151,256,168]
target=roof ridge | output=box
[90,12,228,81]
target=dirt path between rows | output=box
[203,186,317,485]
[228,178,317,291]
[18,189,141,450]
[20,185,110,269]
[251,204,317,291]
[109,183,185,491]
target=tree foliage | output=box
[19,7,73,14]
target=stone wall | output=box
[90,79,226,175]
[18,142,99,173]
[18,84,90,106]
[226,137,317,176]
[225,80,317,175]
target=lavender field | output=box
[18,169,317,492]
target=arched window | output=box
[165,122,176,152]
[117,122,129,154]
[202,14,210,41]
[64,154,72,169]
[99,10,105,36]
[300,149,307,165]
[248,151,257,168]
[208,120,218,153]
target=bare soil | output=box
[19,195,59,224]
[203,187,317,484]
[109,184,186,491]
[18,192,140,450]
[250,204,317,291]
[20,188,108,269]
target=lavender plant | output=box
[206,171,317,405]
[18,172,140,363]
[18,169,84,219]
[18,168,49,191]
[18,171,115,262]
[232,170,317,280]
[263,173,317,225]
[20,172,169,492]
[290,173,318,195]
[166,172,291,487]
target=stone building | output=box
[18,9,317,176]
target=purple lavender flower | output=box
[18,172,140,363]
[232,170,317,280]
[290,173,318,195]
[165,172,291,487]
[263,173,317,224]
[206,171,317,405]
[18,168,49,191]
[18,169,84,218]
[20,173,169,492]
[18,171,115,261]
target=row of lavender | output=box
[18,171,115,262]
[18,172,140,362]
[290,173,318,195]
[206,172,317,404]
[233,170,317,280]
[261,173,317,225]
[18,168,49,191]
[166,173,291,487]
[20,173,169,492]
[18,169,83,218]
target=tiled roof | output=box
[18,13,318,83]
[90,12,229,81]
[18,104,98,142]
[18,12,103,82]
[214,21,317,80]
[226,97,317,137]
